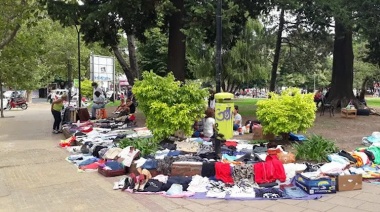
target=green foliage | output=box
[256,88,316,135]
[293,134,338,162]
[137,27,168,76]
[81,79,93,99]
[133,71,208,142]
[118,137,158,157]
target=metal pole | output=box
[215,0,222,93]
[75,25,82,108]
[67,60,72,106]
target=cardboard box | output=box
[336,174,362,191]
[252,126,263,140]
[295,173,336,194]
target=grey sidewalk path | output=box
[0,102,379,212]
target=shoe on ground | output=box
[52,130,59,134]
[113,182,119,190]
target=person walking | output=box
[51,94,67,134]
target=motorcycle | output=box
[7,97,28,110]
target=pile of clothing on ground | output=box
[109,139,326,200]
[58,122,380,200]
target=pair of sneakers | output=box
[52,130,63,134]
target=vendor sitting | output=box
[91,91,106,120]
[203,108,216,138]
[115,107,136,125]
[113,98,127,113]
[314,89,323,107]
[125,98,136,114]
[233,105,242,131]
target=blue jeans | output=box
[233,124,239,131]
[91,104,105,118]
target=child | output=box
[203,108,216,138]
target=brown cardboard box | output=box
[336,174,362,191]
[252,126,263,140]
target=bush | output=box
[132,71,208,142]
[293,134,338,162]
[256,88,316,136]
[81,79,93,99]
[118,137,158,157]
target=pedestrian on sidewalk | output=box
[51,94,67,134]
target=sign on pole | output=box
[90,54,115,90]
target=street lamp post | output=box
[215,0,222,93]
[74,25,82,108]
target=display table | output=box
[341,108,357,118]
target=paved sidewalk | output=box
[0,102,380,212]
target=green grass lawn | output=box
[366,98,380,107]
[232,97,380,119]
[231,98,261,118]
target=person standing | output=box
[51,94,67,134]
[208,89,215,109]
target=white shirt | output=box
[234,113,242,127]
[203,117,215,138]
[93,87,103,100]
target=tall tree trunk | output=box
[127,34,139,79]
[269,9,285,92]
[111,46,135,85]
[328,20,355,108]
[167,0,186,81]
[26,90,32,103]
[359,77,369,101]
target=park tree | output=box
[0,0,39,117]
[352,40,380,100]
[187,17,272,92]
[41,0,158,85]
[293,0,380,107]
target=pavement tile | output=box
[265,202,306,212]
[297,200,336,211]
[327,206,365,212]
[356,202,380,212]
[326,195,365,208]
[184,203,216,212]
[241,200,277,209]
[188,199,225,206]
[170,209,193,212]
[276,199,302,205]
[318,194,335,202]
[361,183,380,194]
[335,190,361,198]
[353,192,380,203]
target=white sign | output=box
[90,54,115,90]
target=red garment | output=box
[80,159,105,170]
[129,114,136,121]
[225,141,237,147]
[215,162,234,184]
[254,155,286,184]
